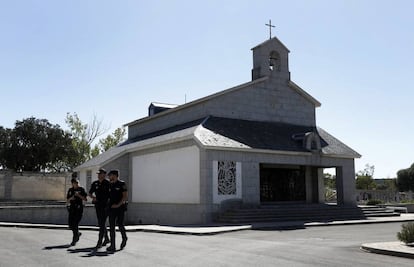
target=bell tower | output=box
[251,37,291,81]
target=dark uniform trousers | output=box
[109,205,127,248]
[68,205,83,239]
[95,204,109,243]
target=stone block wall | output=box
[128,76,316,139]
[0,205,97,225]
[356,189,413,204]
[0,171,71,201]
[126,203,207,225]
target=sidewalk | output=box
[1,213,414,234]
[2,214,414,234]
[1,214,414,258]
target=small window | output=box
[304,132,321,152]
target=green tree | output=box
[65,112,107,168]
[1,114,126,172]
[376,179,397,191]
[397,164,414,192]
[0,117,75,172]
[98,127,126,152]
[357,164,375,178]
[356,164,376,190]
[324,173,336,190]
[0,126,11,169]
[65,112,126,167]
[324,172,337,202]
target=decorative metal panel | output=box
[218,161,236,195]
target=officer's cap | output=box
[96,168,107,174]
[108,169,119,177]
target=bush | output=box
[366,199,383,205]
[400,199,414,204]
[397,222,414,244]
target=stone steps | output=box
[216,204,400,223]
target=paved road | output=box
[0,222,413,267]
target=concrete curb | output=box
[0,222,252,236]
[251,214,414,230]
[361,242,414,259]
[125,225,252,235]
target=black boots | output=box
[120,237,128,250]
[96,238,111,249]
[70,232,82,246]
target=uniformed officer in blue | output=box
[66,172,87,246]
[106,169,128,252]
[88,168,111,249]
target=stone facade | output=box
[128,76,317,140]
[76,36,360,225]
[0,171,71,201]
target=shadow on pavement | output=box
[43,244,71,250]
[81,250,112,258]
[67,246,117,257]
[67,246,96,253]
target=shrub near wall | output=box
[397,222,414,245]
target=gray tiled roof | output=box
[317,127,361,158]
[197,117,319,152]
[121,118,205,146]
[76,116,360,170]
[196,117,360,158]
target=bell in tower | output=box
[251,37,291,81]
[269,51,280,71]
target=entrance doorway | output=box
[260,165,306,202]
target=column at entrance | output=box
[305,167,324,203]
[336,166,344,205]
[336,164,357,206]
[317,168,325,203]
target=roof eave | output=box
[202,144,361,159]
[251,36,291,53]
[288,81,321,107]
[202,144,312,156]
[322,152,362,159]
[74,128,198,171]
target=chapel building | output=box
[76,36,360,224]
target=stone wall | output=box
[356,189,413,204]
[0,171,71,201]
[0,204,97,225]
[128,76,316,139]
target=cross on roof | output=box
[265,19,275,39]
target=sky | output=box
[0,0,413,178]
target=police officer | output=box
[106,169,128,252]
[89,168,111,249]
[66,172,87,246]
